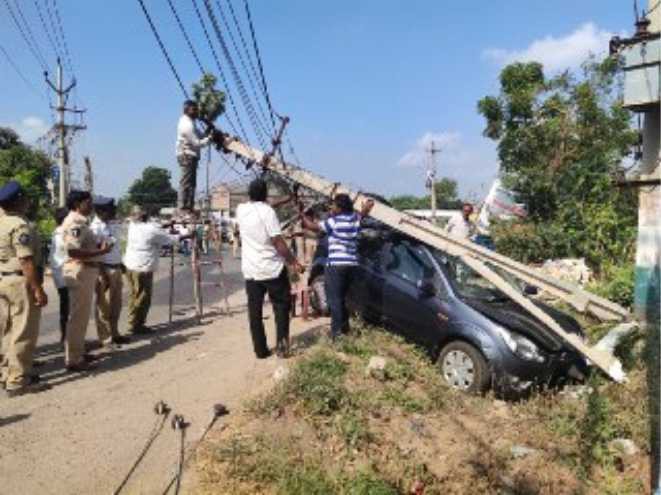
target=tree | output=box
[127,166,177,215]
[390,178,461,211]
[0,127,53,232]
[477,58,638,272]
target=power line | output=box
[190,0,250,143]
[0,44,43,98]
[51,0,75,76]
[32,0,62,62]
[12,0,50,69]
[242,0,277,132]
[43,0,66,68]
[3,0,48,71]
[203,0,268,149]
[216,0,273,136]
[136,0,189,99]
[166,0,206,74]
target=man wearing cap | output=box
[0,181,49,396]
[91,196,130,349]
[62,190,112,372]
[123,205,177,334]
[176,100,212,214]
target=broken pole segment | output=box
[218,133,628,382]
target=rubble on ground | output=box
[538,258,592,285]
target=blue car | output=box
[309,224,587,396]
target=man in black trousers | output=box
[235,179,304,358]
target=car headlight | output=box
[494,325,545,363]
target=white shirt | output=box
[176,114,210,158]
[123,221,173,273]
[49,226,67,289]
[90,216,123,265]
[446,213,474,240]
[236,201,284,280]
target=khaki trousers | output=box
[0,275,41,389]
[126,270,154,331]
[65,266,98,367]
[95,267,123,343]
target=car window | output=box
[385,242,434,284]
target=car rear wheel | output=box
[309,275,329,316]
[438,341,490,394]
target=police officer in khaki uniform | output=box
[62,190,112,372]
[0,181,49,397]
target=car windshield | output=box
[431,250,516,302]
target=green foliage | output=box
[479,58,638,273]
[340,472,398,495]
[579,380,617,475]
[389,177,461,211]
[127,166,177,215]
[192,73,226,124]
[589,262,635,308]
[0,127,53,227]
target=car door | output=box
[347,239,386,323]
[381,240,442,345]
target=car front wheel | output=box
[438,341,490,394]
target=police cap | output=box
[0,180,24,206]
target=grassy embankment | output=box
[194,320,650,494]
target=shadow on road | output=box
[0,413,31,428]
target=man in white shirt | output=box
[236,179,303,359]
[90,197,130,348]
[176,100,211,213]
[49,207,69,343]
[446,203,475,240]
[123,206,175,335]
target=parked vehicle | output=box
[309,223,588,396]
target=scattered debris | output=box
[510,445,538,459]
[609,438,638,456]
[560,385,594,400]
[272,366,290,383]
[539,258,592,285]
[366,356,387,380]
[595,322,639,354]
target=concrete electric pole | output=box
[83,156,93,194]
[427,141,441,224]
[612,2,660,492]
[45,58,86,207]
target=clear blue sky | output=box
[0,1,635,202]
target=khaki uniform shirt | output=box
[0,209,41,273]
[62,211,100,277]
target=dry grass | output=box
[193,321,651,494]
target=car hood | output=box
[462,297,583,352]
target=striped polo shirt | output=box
[321,213,361,266]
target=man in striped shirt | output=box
[301,194,374,339]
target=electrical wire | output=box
[190,0,249,143]
[203,0,268,149]
[12,0,50,69]
[3,0,48,71]
[216,0,273,136]
[51,0,75,76]
[43,0,66,67]
[136,0,189,99]
[0,44,44,98]
[32,0,62,62]
[224,0,275,129]
[166,0,205,74]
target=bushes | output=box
[589,263,635,308]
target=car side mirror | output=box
[524,284,539,296]
[417,278,436,298]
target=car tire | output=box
[309,275,329,316]
[437,341,490,394]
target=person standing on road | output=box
[62,190,112,373]
[91,197,130,348]
[176,100,212,214]
[0,181,49,397]
[300,194,374,340]
[236,179,303,359]
[445,203,475,240]
[49,207,69,344]
[123,206,176,335]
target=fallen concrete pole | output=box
[218,133,629,382]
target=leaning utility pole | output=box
[426,141,441,224]
[45,58,86,207]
